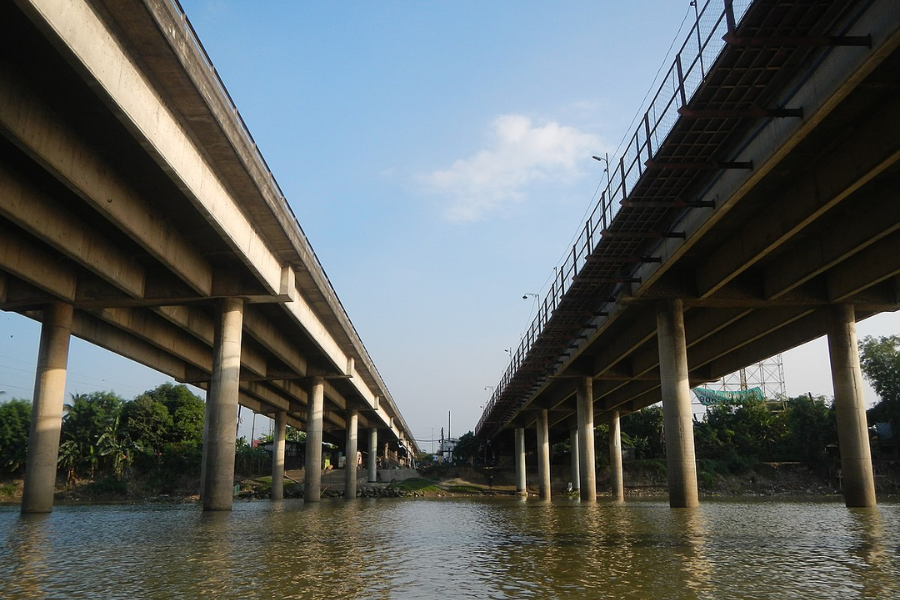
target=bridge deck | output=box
[478,0,900,440]
[0,0,416,450]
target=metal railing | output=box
[478,0,752,435]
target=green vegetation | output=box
[453,431,480,464]
[0,398,31,476]
[0,383,216,496]
[391,477,442,493]
[618,394,837,475]
[859,334,900,431]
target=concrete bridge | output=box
[477,0,900,508]
[1,0,418,512]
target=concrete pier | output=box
[657,299,699,508]
[827,304,877,507]
[345,409,359,500]
[609,410,624,503]
[536,410,551,500]
[202,298,244,511]
[515,428,527,496]
[21,303,73,514]
[271,410,286,501]
[576,377,596,502]
[569,428,580,493]
[367,427,378,483]
[304,376,325,502]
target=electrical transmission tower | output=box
[715,353,786,401]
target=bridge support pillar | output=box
[609,410,624,503]
[304,376,325,502]
[827,304,877,507]
[536,410,551,500]
[577,377,596,502]
[569,428,580,493]
[21,302,73,514]
[368,427,378,483]
[271,410,286,501]
[345,409,359,500]
[203,298,244,511]
[657,299,699,508]
[515,428,527,496]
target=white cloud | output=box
[418,114,600,221]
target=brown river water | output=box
[1,496,898,599]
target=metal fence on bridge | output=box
[477,0,753,436]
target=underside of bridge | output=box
[478,0,900,447]
[0,0,415,455]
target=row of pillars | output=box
[20,299,387,513]
[512,300,876,508]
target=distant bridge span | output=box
[1,0,416,511]
[477,0,900,508]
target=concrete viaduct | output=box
[1,0,418,512]
[477,0,900,508]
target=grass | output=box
[390,477,442,493]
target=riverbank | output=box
[3,459,898,504]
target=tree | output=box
[61,391,125,477]
[859,335,900,429]
[0,398,31,476]
[621,406,665,459]
[97,415,137,478]
[121,394,173,454]
[453,431,481,464]
[693,399,787,469]
[780,394,836,467]
[140,383,205,445]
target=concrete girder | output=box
[827,231,900,303]
[0,162,144,298]
[687,308,814,371]
[0,224,77,301]
[625,307,753,379]
[693,91,900,299]
[589,316,657,379]
[68,310,189,382]
[706,310,830,379]
[94,307,214,372]
[631,0,900,298]
[0,60,213,297]
[16,0,288,298]
[762,184,900,300]
[242,309,308,377]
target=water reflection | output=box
[0,497,898,599]
[848,507,900,599]
[1,513,50,599]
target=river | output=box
[1,497,898,599]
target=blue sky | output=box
[2,1,898,446]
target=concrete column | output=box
[367,427,378,483]
[576,377,596,502]
[304,376,325,502]
[657,299,699,508]
[827,304,877,507]
[536,410,551,500]
[515,427,527,496]
[202,297,244,511]
[344,408,359,500]
[609,410,624,503]
[569,428,580,492]
[271,410,286,501]
[21,303,73,514]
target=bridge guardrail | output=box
[478,0,752,435]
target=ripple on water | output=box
[1,497,899,599]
